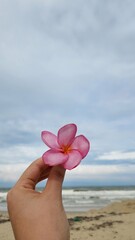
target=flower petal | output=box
[58,123,77,147]
[42,149,68,166]
[41,131,60,150]
[71,135,90,158]
[62,150,82,170]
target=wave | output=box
[1,186,135,212]
[0,192,7,203]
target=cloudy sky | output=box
[0,0,135,187]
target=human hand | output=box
[7,158,70,240]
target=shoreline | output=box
[0,200,135,239]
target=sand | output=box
[0,200,135,239]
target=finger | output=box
[38,166,52,183]
[44,165,66,198]
[16,157,51,189]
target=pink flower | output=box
[41,123,90,170]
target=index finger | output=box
[16,157,51,189]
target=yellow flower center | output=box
[62,145,71,154]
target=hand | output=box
[7,158,70,240]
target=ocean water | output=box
[62,186,135,212]
[0,186,135,212]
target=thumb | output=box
[45,165,66,198]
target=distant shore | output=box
[0,199,135,240]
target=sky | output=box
[0,0,135,187]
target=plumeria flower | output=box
[41,123,90,170]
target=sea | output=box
[0,186,135,212]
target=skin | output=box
[7,158,70,240]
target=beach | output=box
[0,199,135,239]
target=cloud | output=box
[0,0,135,185]
[1,163,135,184]
[0,163,29,182]
[96,151,135,161]
[65,164,135,185]
[0,145,44,164]
[66,164,135,179]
